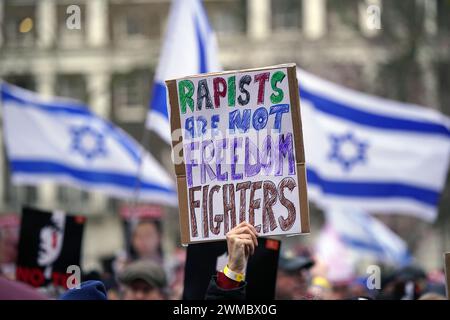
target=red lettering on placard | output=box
[16,266,45,287]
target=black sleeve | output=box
[204,276,246,300]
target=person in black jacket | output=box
[205,221,258,300]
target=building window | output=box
[379,1,425,42]
[55,74,87,103]
[271,0,302,31]
[437,62,450,116]
[57,3,86,48]
[112,70,152,123]
[109,2,169,45]
[2,154,39,208]
[4,185,38,208]
[327,0,359,35]
[57,186,89,211]
[205,0,246,35]
[3,178,38,208]
[437,0,450,34]
[22,186,38,205]
[3,2,36,48]
[377,61,425,106]
[3,75,36,91]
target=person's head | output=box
[275,270,297,299]
[277,254,315,299]
[379,266,427,300]
[131,220,161,260]
[38,211,65,267]
[118,260,167,300]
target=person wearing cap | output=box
[117,259,167,300]
[276,252,315,299]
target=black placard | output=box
[16,207,85,289]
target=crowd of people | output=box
[0,217,448,300]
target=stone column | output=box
[87,72,111,118]
[247,0,270,40]
[37,0,56,48]
[87,0,109,47]
[303,0,326,40]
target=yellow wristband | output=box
[223,264,245,282]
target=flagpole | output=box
[129,122,151,223]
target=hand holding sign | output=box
[226,222,259,274]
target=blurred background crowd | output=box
[0,0,450,300]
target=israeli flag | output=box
[317,208,411,268]
[299,69,450,222]
[1,83,177,206]
[146,0,221,143]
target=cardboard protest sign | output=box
[183,237,281,299]
[166,64,309,244]
[16,207,85,289]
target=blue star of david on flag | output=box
[70,125,107,160]
[328,132,369,172]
